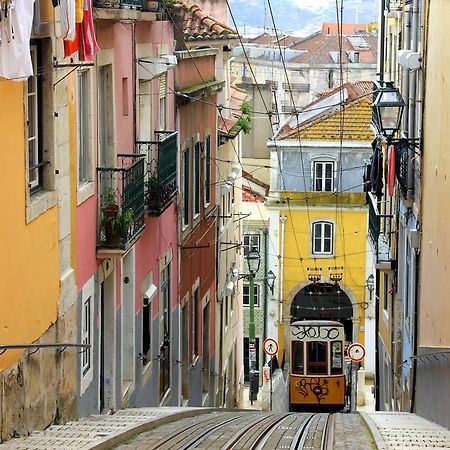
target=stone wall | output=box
[0,304,77,443]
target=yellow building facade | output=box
[0,1,78,440]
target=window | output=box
[138,79,152,141]
[142,297,152,365]
[383,273,389,312]
[78,70,91,186]
[183,148,190,228]
[312,221,334,255]
[202,301,210,394]
[160,262,171,398]
[307,341,328,375]
[243,234,260,257]
[331,341,343,375]
[192,287,199,360]
[81,297,92,376]
[313,160,334,192]
[193,141,201,217]
[243,284,260,307]
[27,45,42,192]
[159,73,167,130]
[291,341,304,375]
[204,136,211,205]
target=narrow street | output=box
[1,407,450,449]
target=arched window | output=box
[312,221,334,255]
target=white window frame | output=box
[204,135,211,207]
[77,69,94,199]
[312,159,336,192]
[193,139,201,219]
[80,277,94,395]
[27,45,40,192]
[312,221,334,255]
[243,283,260,307]
[243,234,261,257]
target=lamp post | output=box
[366,274,375,302]
[266,270,276,295]
[372,81,405,139]
[246,246,261,403]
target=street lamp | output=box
[373,81,405,138]
[366,274,375,302]
[266,270,276,294]
[246,246,261,403]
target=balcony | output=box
[93,0,160,19]
[94,0,142,9]
[367,193,394,270]
[137,131,178,215]
[97,155,145,254]
[282,82,310,92]
[395,141,409,199]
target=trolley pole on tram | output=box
[246,247,261,403]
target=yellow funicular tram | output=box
[289,320,346,411]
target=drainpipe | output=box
[378,0,386,82]
[375,270,380,411]
[407,0,419,199]
[402,0,411,131]
[263,228,268,348]
[279,216,287,355]
[410,250,419,413]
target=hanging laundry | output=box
[79,0,99,62]
[75,0,83,23]
[0,0,36,80]
[387,144,396,196]
[64,22,80,57]
[60,0,75,40]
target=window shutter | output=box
[138,80,152,141]
[159,73,167,99]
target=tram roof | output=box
[290,320,344,328]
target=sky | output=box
[229,0,380,37]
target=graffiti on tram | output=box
[291,324,344,341]
[295,377,330,403]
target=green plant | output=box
[237,99,252,134]
[103,186,118,207]
[101,208,134,244]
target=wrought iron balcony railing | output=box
[137,131,178,215]
[97,155,145,250]
[94,0,143,10]
[367,192,393,270]
[395,141,409,198]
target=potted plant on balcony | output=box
[146,175,162,212]
[101,206,134,245]
[101,186,120,244]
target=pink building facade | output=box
[75,7,180,415]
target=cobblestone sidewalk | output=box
[0,407,211,450]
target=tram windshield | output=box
[307,341,328,375]
[291,341,304,374]
[331,341,343,374]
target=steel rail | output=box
[145,413,246,450]
[250,414,306,450]
[290,413,316,450]
[222,414,288,450]
[320,414,335,450]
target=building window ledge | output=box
[77,181,95,206]
[26,190,57,224]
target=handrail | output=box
[398,350,450,369]
[0,343,91,356]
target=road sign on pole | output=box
[347,342,366,362]
[263,338,278,356]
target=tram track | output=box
[114,411,336,450]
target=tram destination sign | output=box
[290,323,345,341]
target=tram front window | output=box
[307,341,328,375]
[331,341,343,375]
[291,342,304,374]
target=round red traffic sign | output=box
[347,342,366,362]
[263,338,278,356]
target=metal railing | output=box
[137,131,178,215]
[395,141,409,198]
[93,0,143,9]
[368,192,393,266]
[0,343,90,356]
[97,154,145,250]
